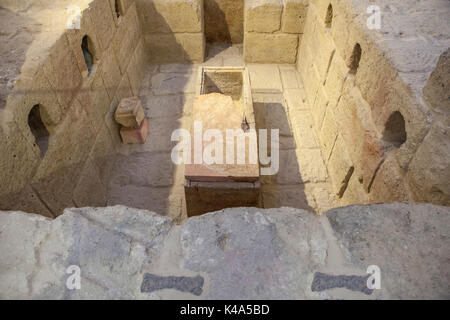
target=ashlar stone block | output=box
[120,117,149,144]
[138,0,203,34]
[115,97,145,128]
[245,0,283,33]
[281,0,308,34]
[244,33,299,64]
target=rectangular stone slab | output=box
[120,118,149,144]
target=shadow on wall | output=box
[100,0,197,221]
[136,0,201,64]
[204,0,232,44]
[253,100,315,213]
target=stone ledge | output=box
[0,203,448,299]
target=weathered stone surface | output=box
[107,185,175,216]
[338,171,368,207]
[204,0,244,44]
[245,0,282,33]
[151,72,197,95]
[0,185,54,218]
[179,207,327,299]
[334,84,384,192]
[115,97,145,129]
[295,148,328,183]
[1,204,448,299]
[285,88,308,112]
[137,0,203,34]
[115,73,134,103]
[0,211,52,299]
[73,159,107,208]
[323,52,347,110]
[141,95,184,119]
[89,0,116,53]
[327,203,450,299]
[291,110,320,149]
[297,43,321,106]
[407,119,450,205]
[42,35,82,110]
[247,65,283,93]
[244,33,299,64]
[423,48,450,116]
[281,0,308,34]
[109,152,175,188]
[261,185,313,211]
[369,153,410,203]
[280,66,302,89]
[311,86,329,131]
[145,33,185,63]
[111,2,140,74]
[319,108,338,161]
[327,135,354,198]
[127,39,147,96]
[306,17,335,82]
[99,45,123,101]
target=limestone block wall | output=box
[204,0,244,44]
[0,0,147,217]
[295,0,450,206]
[136,0,206,63]
[244,0,308,63]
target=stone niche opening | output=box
[81,35,94,75]
[115,0,122,18]
[185,67,259,217]
[382,111,407,147]
[325,4,333,28]
[348,43,362,74]
[28,104,50,158]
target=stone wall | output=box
[244,0,308,63]
[0,0,147,217]
[294,0,450,206]
[204,0,244,44]
[136,0,205,63]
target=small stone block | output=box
[120,118,149,144]
[115,96,145,128]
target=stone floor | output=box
[106,44,336,221]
